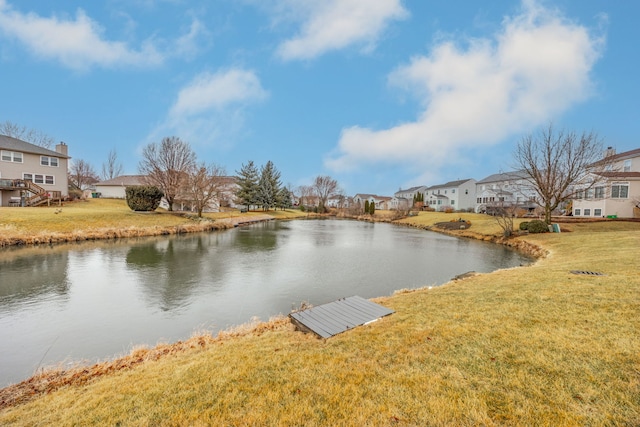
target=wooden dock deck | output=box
[289,295,394,339]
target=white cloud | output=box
[151,68,268,149]
[169,69,268,118]
[325,0,604,173]
[274,0,408,61]
[0,0,198,70]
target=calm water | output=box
[0,219,532,386]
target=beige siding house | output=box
[94,175,147,198]
[0,135,70,207]
[572,147,640,218]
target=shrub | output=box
[125,186,163,211]
[527,219,548,233]
[519,221,529,231]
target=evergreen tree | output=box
[369,201,376,215]
[364,200,370,214]
[235,161,259,210]
[257,161,282,211]
[278,187,293,210]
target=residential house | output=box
[425,179,476,212]
[0,135,70,207]
[96,174,239,212]
[353,193,392,210]
[94,175,147,198]
[392,185,428,210]
[475,171,538,214]
[572,147,640,218]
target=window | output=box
[585,189,594,199]
[595,187,605,199]
[45,175,54,185]
[574,209,581,216]
[624,159,631,172]
[34,174,44,184]
[40,156,59,167]
[594,209,602,217]
[584,209,591,216]
[465,189,468,194]
[611,183,629,198]
[451,200,455,205]
[476,198,481,203]
[23,173,33,181]
[575,190,584,199]
[1,150,23,163]
[452,189,456,194]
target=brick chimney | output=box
[55,141,68,156]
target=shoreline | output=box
[0,215,544,409]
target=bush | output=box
[526,219,548,233]
[125,186,163,211]
[519,221,529,231]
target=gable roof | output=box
[476,170,527,184]
[428,178,474,190]
[96,175,147,186]
[604,147,640,163]
[0,134,70,158]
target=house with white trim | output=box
[572,147,640,218]
[0,135,70,207]
[392,185,428,210]
[425,179,476,212]
[475,171,538,214]
[353,193,392,210]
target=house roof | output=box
[603,147,640,162]
[476,170,527,184]
[428,178,474,190]
[96,175,147,186]
[597,171,640,179]
[395,185,426,193]
[0,134,70,158]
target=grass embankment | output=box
[0,209,638,425]
[0,199,306,247]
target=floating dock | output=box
[289,295,395,339]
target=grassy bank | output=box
[0,199,307,247]
[0,210,638,425]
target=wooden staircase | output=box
[0,179,62,207]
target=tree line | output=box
[3,120,616,225]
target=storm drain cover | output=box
[570,270,606,276]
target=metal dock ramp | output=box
[289,295,395,339]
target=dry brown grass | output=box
[0,199,306,246]
[0,211,638,426]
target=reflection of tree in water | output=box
[126,235,222,312]
[232,223,280,253]
[0,250,70,310]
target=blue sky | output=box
[1,0,638,196]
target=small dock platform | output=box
[289,295,394,339]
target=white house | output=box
[0,135,70,207]
[475,171,538,214]
[353,193,392,210]
[392,185,428,210]
[572,147,640,218]
[94,175,146,198]
[425,179,476,212]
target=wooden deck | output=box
[289,295,394,339]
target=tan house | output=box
[0,135,70,207]
[572,147,640,218]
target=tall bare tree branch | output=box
[0,121,55,149]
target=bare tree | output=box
[101,149,124,180]
[513,124,613,224]
[138,136,196,211]
[312,175,339,213]
[181,162,227,217]
[0,121,55,149]
[69,159,99,190]
[297,185,314,210]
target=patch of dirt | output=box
[433,221,471,230]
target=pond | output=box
[0,219,533,386]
